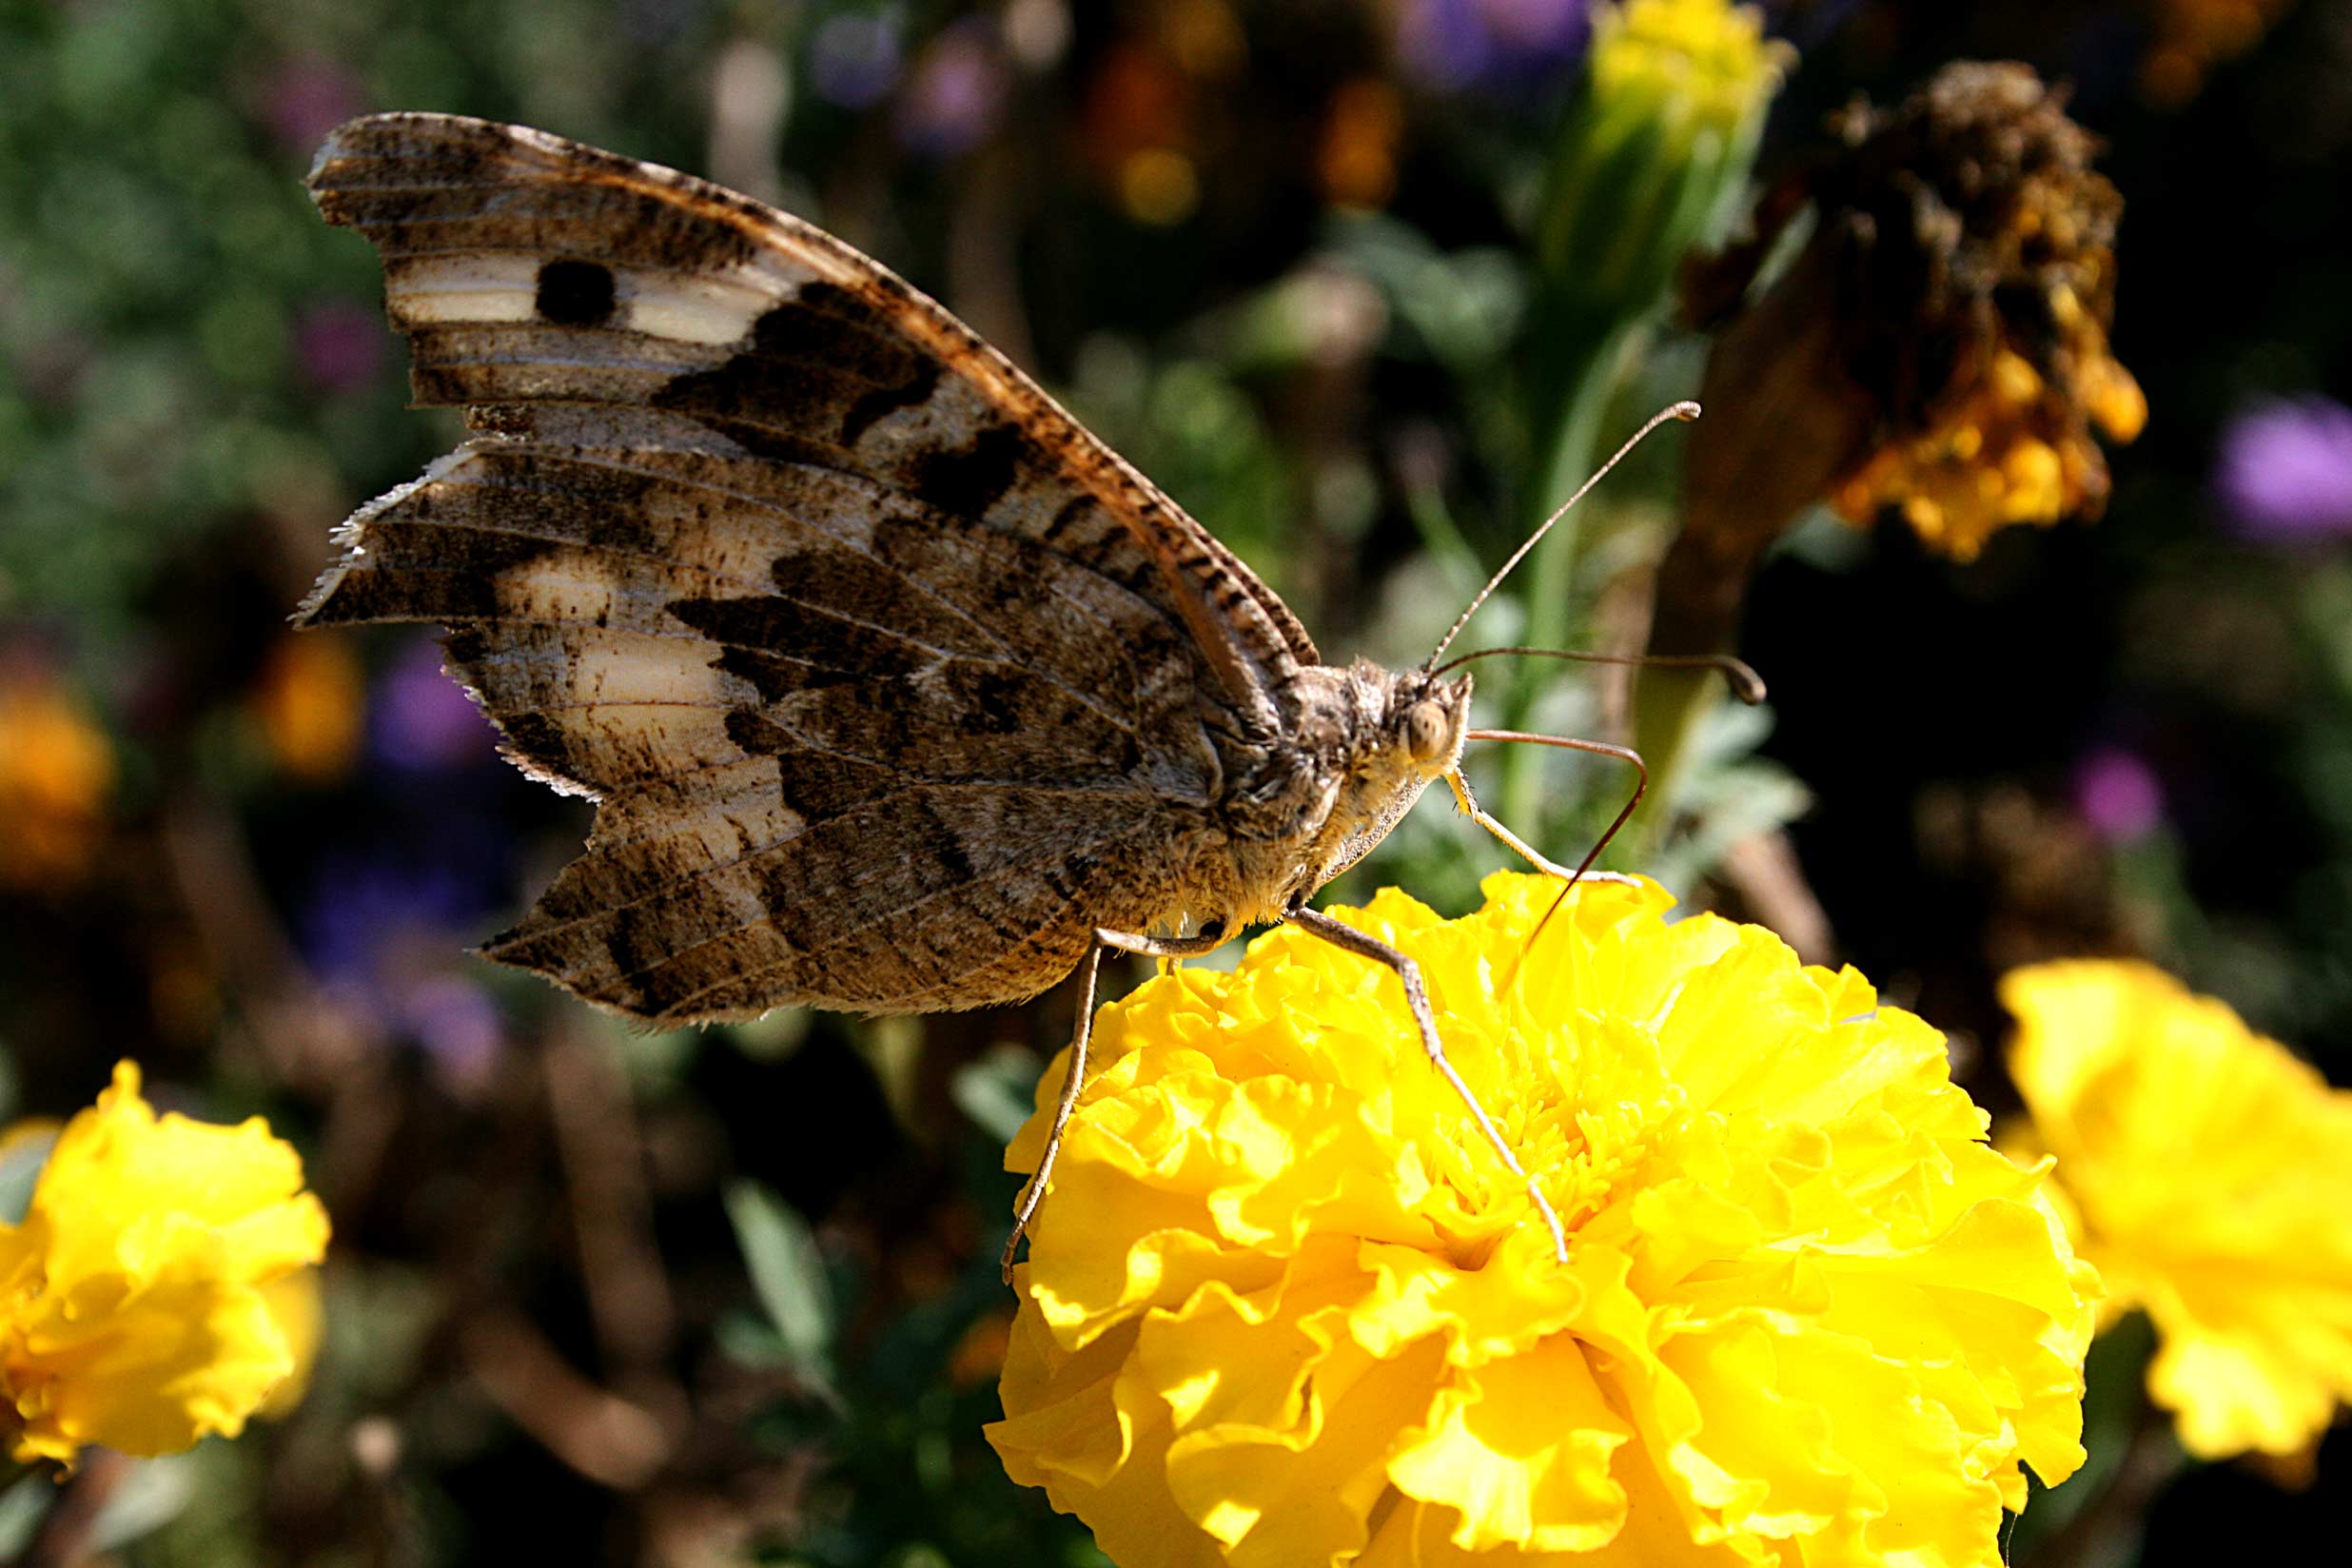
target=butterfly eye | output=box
[1403,700,1451,764]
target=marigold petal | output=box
[1386,1336,1631,1553]
[993,878,2098,1565]
[2005,959,2352,1459]
[0,1062,330,1465]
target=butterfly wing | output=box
[299,112,1307,1023]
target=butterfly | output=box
[300,113,1737,1276]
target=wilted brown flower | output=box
[1817,65,2143,557]
[1685,60,2143,572]
[1638,62,2143,813]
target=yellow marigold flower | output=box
[250,632,364,785]
[2141,0,2295,107]
[990,875,2098,1568]
[2004,960,2352,1460]
[0,664,115,891]
[0,1063,331,1466]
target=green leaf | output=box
[952,1045,1043,1147]
[0,1473,49,1561]
[88,1454,199,1553]
[0,1126,53,1226]
[724,1180,835,1385]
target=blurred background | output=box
[1,0,2348,1561]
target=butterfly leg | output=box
[1445,769,1637,888]
[1284,905,1571,1265]
[1001,924,1237,1284]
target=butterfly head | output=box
[1388,668,1476,783]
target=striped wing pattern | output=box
[300,114,1301,1021]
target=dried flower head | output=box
[990,874,2098,1567]
[1680,61,2144,571]
[0,1063,329,1466]
[2004,960,2352,1460]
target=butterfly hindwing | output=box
[299,112,1284,1019]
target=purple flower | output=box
[896,22,1009,160]
[368,637,498,773]
[2073,745,2165,844]
[293,299,387,396]
[301,853,511,1090]
[811,12,903,109]
[301,858,486,985]
[261,54,368,154]
[395,974,504,1091]
[2213,396,2352,542]
[1399,0,1590,95]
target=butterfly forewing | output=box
[299,112,1302,1022]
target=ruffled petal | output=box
[2005,960,2352,1458]
[0,1063,331,1465]
[990,876,2097,1565]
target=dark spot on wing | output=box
[668,593,932,676]
[497,712,578,776]
[713,647,862,703]
[1041,496,1090,544]
[966,668,1025,735]
[601,900,676,991]
[749,544,994,661]
[304,528,559,625]
[743,290,924,380]
[839,361,940,446]
[653,351,859,456]
[724,708,796,755]
[536,259,617,326]
[391,455,669,559]
[644,282,947,464]
[913,423,1029,519]
[919,796,976,882]
[775,750,899,820]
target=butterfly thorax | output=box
[1170,661,1473,930]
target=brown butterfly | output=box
[300,114,1747,1276]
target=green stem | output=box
[1499,315,1648,834]
[1624,666,1713,863]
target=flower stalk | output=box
[1498,0,1789,831]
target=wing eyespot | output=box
[535,258,617,326]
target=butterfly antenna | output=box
[1424,401,1701,671]
[1461,729,1648,989]
[1433,646,1765,705]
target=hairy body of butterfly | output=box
[301,114,1607,1269]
